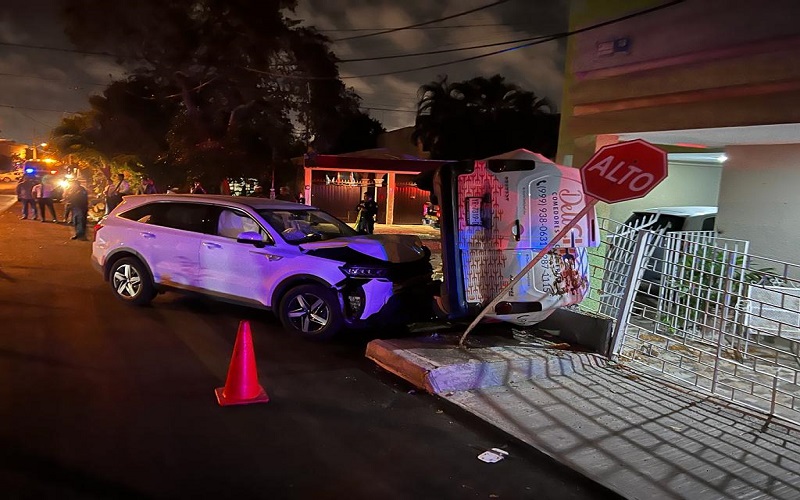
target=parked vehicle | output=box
[23,159,61,179]
[624,206,717,233]
[0,169,23,182]
[623,206,719,297]
[92,195,434,339]
[419,149,600,327]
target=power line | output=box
[0,71,110,88]
[333,0,511,42]
[362,106,417,113]
[0,103,79,113]
[0,40,117,58]
[346,0,686,78]
[317,23,527,32]
[13,109,57,128]
[247,0,685,80]
[339,34,552,63]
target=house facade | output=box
[558,0,800,262]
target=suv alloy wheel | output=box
[278,284,343,340]
[109,257,156,306]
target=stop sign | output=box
[580,139,668,203]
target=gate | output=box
[582,218,800,425]
[392,176,428,225]
[311,182,361,222]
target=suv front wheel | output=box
[109,257,156,306]
[278,284,343,340]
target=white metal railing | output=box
[581,218,800,426]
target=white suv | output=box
[92,194,434,339]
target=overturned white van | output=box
[420,149,600,326]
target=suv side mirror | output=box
[237,231,267,248]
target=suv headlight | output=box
[340,265,389,279]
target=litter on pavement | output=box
[477,448,509,463]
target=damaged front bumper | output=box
[337,276,437,329]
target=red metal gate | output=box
[393,175,429,224]
[311,182,362,222]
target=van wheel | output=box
[109,257,156,306]
[278,284,343,340]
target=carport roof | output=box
[297,148,454,173]
[615,123,800,148]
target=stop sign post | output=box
[458,139,669,346]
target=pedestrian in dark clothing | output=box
[190,179,207,194]
[32,177,58,222]
[355,193,378,234]
[141,177,157,194]
[276,186,293,201]
[66,180,89,240]
[105,173,131,213]
[16,176,38,220]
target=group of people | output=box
[16,175,90,240]
[17,170,359,238]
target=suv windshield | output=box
[257,208,357,244]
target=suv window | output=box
[257,208,357,244]
[215,208,273,244]
[119,202,216,234]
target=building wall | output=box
[558,0,800,167]
[558,0,800,264]
[606,160,722,223]
[716,144,800,261]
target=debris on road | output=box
[477,448,509,463]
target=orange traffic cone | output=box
[215,320,270,406]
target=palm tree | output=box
[412,74,557,160]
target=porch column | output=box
[304,167,312,205]
[385,172,396,225]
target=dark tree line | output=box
[52,0,383,192]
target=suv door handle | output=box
[141,232,156,239]
[203,242,222,249]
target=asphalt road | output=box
[0,186,618,500]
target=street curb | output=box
[365,338,608,394]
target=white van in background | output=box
[624,206,717,233]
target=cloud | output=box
[324,0,569,123]
[0,0,569,142]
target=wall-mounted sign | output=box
[597,36,631,57]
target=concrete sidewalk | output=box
[366,331,800,500]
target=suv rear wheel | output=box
[278,284,343,340]
[109,257,156,306]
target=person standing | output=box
[190,179,207,194]
[32,177,59,222]
[16,176,38,220]
[66,180,89,240]
[276,186,293,201]
[105,173,131,213]
[355,193,378,234]
[141,177,157,194]
[62,181,75,224]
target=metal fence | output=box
[581,218,800,426]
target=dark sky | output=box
[0,0,568,145]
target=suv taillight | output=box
[92,222,103,241]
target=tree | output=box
[412,75,559,160]
[50,75,182,192]
[60,0,383,189]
